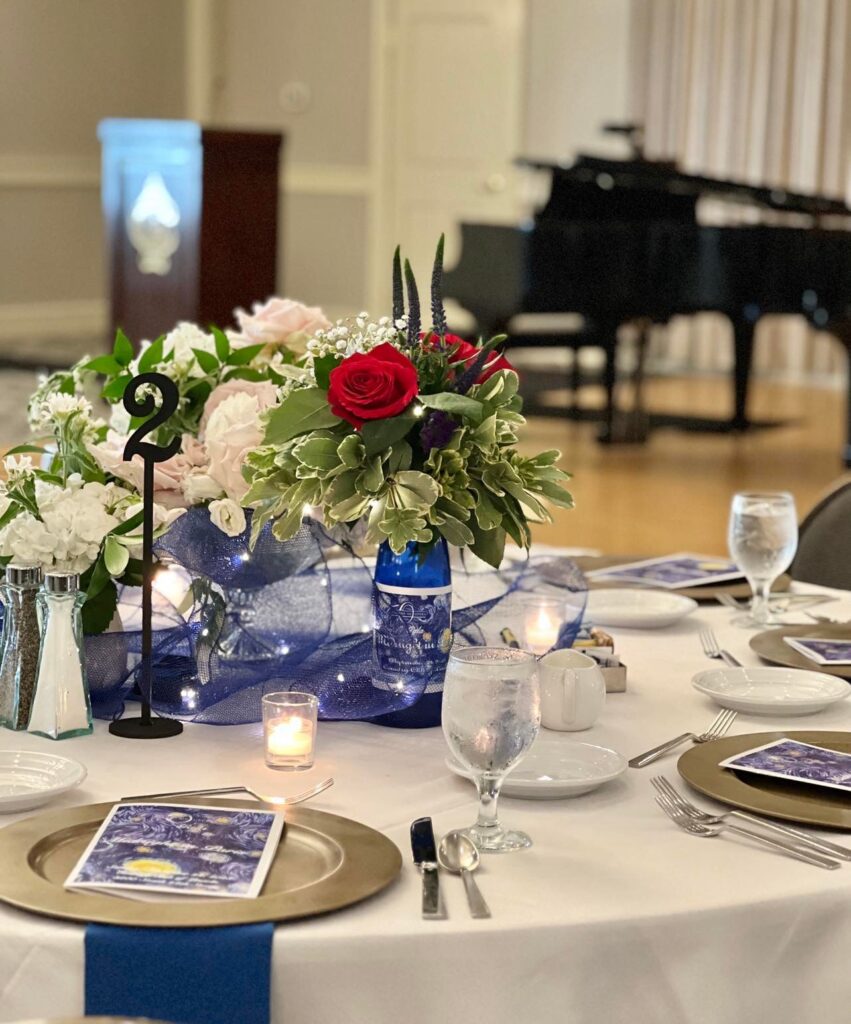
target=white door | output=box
[379,0,527,311]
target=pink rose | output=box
[90,432,204,509]
[204,392,271,503]
[200,379,279,438]
[234,297,331,356]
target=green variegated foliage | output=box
[243,365,573,568]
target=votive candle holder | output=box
[262,691,319,771]
[521,595,566,655]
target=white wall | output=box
[0,0,186,345]
[523,0,632,161]
[0,0,631,341]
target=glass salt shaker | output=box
[0,564,43,730]
[28,571,92,740]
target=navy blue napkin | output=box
[85,922,274,1024]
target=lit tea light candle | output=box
[267,716,313,757]
[262,692,319,770]
[522,597,564,655]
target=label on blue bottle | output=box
[373,583,453,686]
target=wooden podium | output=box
[98,119,283,343]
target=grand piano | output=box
[443,134,851,464]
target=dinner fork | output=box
[651,775,851,861]
[699,627,742,667]
[121,777,334,807]
[654,788,840,869]
[629,707,737,768]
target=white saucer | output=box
[584,588,697,629]
[692,666,850,716]
[0,750,87,813]
[446,738,627,800]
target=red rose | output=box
[327,342,419,427]
[422,332,514,384]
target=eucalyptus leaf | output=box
[360,410,417,456]
[469,523,506,569]
[264,388,339,445]
[418,392,483,423]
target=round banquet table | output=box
[0,567,850,1024]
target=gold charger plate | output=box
[678,730,851,830]
[573,555,790,602]
[750,623,851,680]
[0,797,401,927]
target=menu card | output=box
[585,554,742,589]
[720,738,851,794]
[65,803,284,899]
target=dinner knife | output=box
[411,817,445,919]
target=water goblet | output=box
[727,491,798,628]
[442,646,540,853]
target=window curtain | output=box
[630,0,851,382]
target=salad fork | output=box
[651,775,851,861]
[629,707,737,768]
[654,789,840,869]
[699,627,742,667]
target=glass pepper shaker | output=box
[28,571,92,740]
[0,563,43,731]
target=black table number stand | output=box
[109,372,184,739]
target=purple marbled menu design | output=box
[65,803,284,898]
[784,637,851,666]
[586,553,742,589]
[720,739,851,793]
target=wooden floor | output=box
[521,375,848,555]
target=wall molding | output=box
[0,154,373,198]
[0,155,99,189]
[0,299,106,342]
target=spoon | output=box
[122,777,334,807]
[437,830,491,919]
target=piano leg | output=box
[731,319,755,431]
[597,337,617,444]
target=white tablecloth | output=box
[1,578,851,1024]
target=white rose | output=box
[209,498,246,538]
[183,472,224,505]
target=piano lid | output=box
[518,153,851,218]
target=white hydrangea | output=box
[0,480,123,573]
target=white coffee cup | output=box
[538,648,606,731]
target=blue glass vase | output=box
[370,538,452,728]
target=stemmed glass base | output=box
[730,610,785,630]
[463,824,532,853]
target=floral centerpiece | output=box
[243,239,574,565]
[9,236,575,727]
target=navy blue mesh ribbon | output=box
[83,509,587,725]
